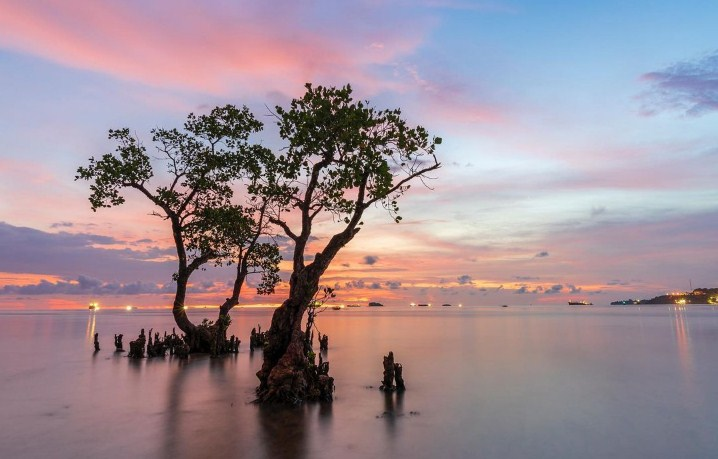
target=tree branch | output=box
[269,216,299,241]
[364,156,440,209]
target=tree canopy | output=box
[258,83,441,276]
[76,105,280,345]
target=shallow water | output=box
[2,305,718,458]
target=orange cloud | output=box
[0,272,64,287]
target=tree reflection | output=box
[257,404,309,459]
[160,355,241,458]
[382,390,405,439]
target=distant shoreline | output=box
[611,287,718,305]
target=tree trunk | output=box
[256,259,341,403]
[172,271,196,335]
[257,223,358,403]
[256,295,311,403]
[172,270,215,353]
[210,263,246,356]
[210,300,235,356]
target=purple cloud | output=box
[640,51,718,116]
[0,275,180,296]
[457,274,473,285]
[514,275,540,281]
[50,221,74,228]
[607,279,629,286]
[514,284,544,294]
[344,279,366,289]
[363,255,379,265]
[0,222,175,283]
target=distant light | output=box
[458,304,463,308]
[126,305,133,311]
[183,305,189,310]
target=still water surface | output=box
[1,305,717,458]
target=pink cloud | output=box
[0,0,428,96]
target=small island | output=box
[611,288,718,305]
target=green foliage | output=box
[217,313,232,328]
[75,128,153,210]
[75,105,266,226]
[76,104,282,300]
[249,242,282,295]
[266,83,440,225]
[310,287,336,310]
[188,205,256,266]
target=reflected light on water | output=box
[671,306,695,388]
[85,310,96,340]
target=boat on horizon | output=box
[368,302,384,307]
[568,300,593,306]
[417,303,430,307]
[442,303,452,307]
[346,304,361,308]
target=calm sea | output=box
[1,305,717,459]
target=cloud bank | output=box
[0,221,175,282]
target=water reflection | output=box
[317,400,332,433]
[257,404,309,459]
[382,391,405,437]
[85,311,96,341]
[671,306,694,378]
[670,306,697,406]
[160,356,241,459]
[127,355,143,374]
[4,308,718,459]
[162,358,189,459]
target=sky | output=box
[1,0,717,309]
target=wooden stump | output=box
[394,363,405,391]
[228,335,240,353]
[250,324,267,350]
[380,351,396,391]
[174,342,190,359]
[114,333,124,352]
[380,351,406,392]
[318,333,329,351]
[128,329,146,359]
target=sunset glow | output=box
[1,1,717,309]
